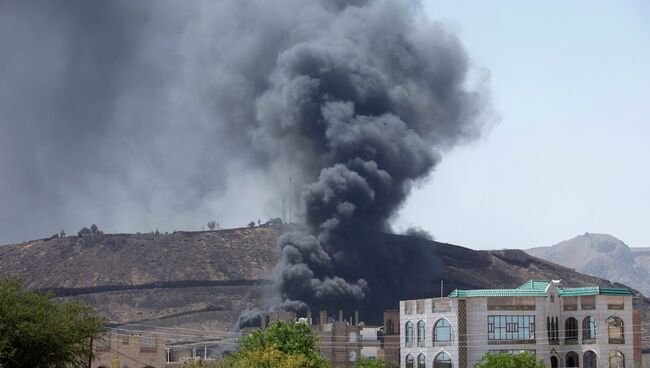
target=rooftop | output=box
[447,280,634,298]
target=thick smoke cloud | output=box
[1,0,490,322]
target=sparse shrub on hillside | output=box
[59,230,66,237]
[207,221,217,231]
[77,227,91,237]
[265,218,283,228]
[247,221,256,228]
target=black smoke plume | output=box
[254,0,491,321]
[1,0,490,322]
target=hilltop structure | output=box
[400,280,639,368]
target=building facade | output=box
[400,280,638,368]
[93,332,166,368]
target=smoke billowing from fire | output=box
[250,0,491,321]
[1,0,490,321]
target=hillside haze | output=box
[527,233,650,297]
[1,227,648,336]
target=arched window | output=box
[607,317,625,344]
[417,320,426,347]
[565,317,578,343]
[550,356,559,368]
[406,321,414,347]
[349,332,357,343]
[406,354,414,368]
[417,353,426,368]
[582,316,596,341]
[609,350,624,368]
[387,319,394,335]
[434,318,452,343]
[566,351,579,367]
[584,350,597,368]
[434,352,452,368]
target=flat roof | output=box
[447,280,634,298]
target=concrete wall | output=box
[92,333,165,368]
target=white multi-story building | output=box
[400,280,639,368]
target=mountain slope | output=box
[1,228,647,335]
[527,233,650,297]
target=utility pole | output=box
[289,176,293,224]
[87,336,93,368]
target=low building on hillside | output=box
[400,280,639,368]
[92,332,165,368]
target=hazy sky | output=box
[396,0,650,249]
[1,1,648,249]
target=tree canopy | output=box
[474,352,545,368]
[221,320,328,368]
[0,278,106,368]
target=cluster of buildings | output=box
[91,280,645,368]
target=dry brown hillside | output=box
[1,227,648,338]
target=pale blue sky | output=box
[396,1,650,249]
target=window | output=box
[405,301,414,315]
[487,315,535,341]
[564,317,578,343]
[582,316,596,341]
[406,354,414,368]
[406,321,414,347]
[349,351,357,363]
[434,352,452,368]
[550,356,559,368]
[434,319,452,343]
[581,296,596,310]
[417,320,426,347]
[584,350,597,368]
[609,351,624,368]
[349,332,357,343]
[417,353,426,368]
[386,319,394,335]
[416,300,425,314]
[563,296,578,311]
[565,351,579,367]
[607,296,625,310]
[139,336,156,351]
[607,317,625,344]
[547,316,559,343]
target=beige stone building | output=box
[92,332,165,368]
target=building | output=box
[92,332,166,368]
[378,309,401,366]
[400,280,638,368]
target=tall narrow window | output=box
[433,352,452,368]
[417,353,426,368]
[564,317,578,343]
[582,316,596,341]
[565,351,579,367]
[406,321,414,347]
[406,354,414,368]
[584,350,597,368]
[434,318,452,343]
[386,319,394,335]
[607,317,625,344]
[609,351,624,368]
[417,320,426,347]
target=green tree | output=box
[356,357,398,368]
[77,227,91,237]
[222,320,328,368]
[474,352,545,368]
[0,278,107,368]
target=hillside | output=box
[527,233,650,297]
[1,227,647,337]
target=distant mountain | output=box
[527,233,650,297]
[1,228,648,338]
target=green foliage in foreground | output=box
[0,278,106,368]
[221,320,328,368]
[474,352,546,368]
